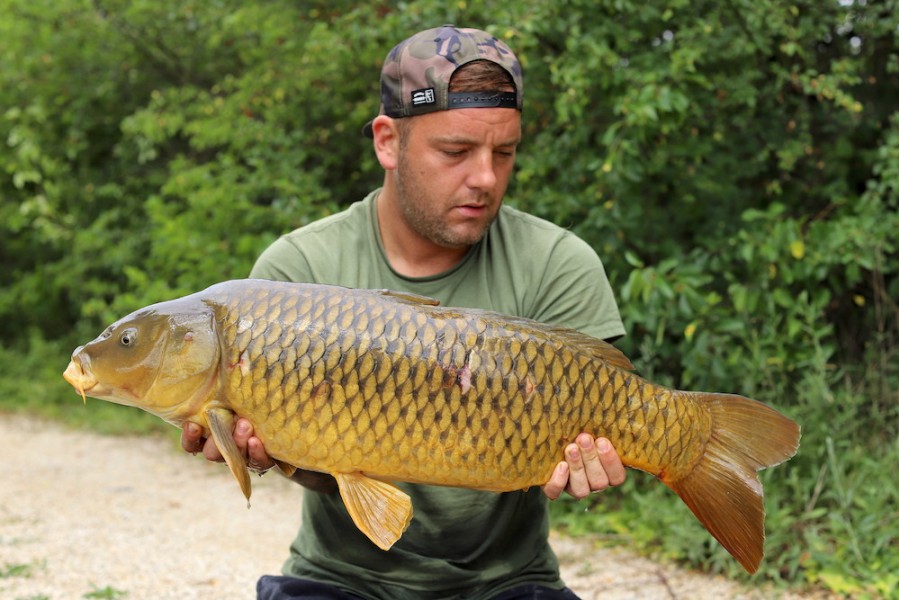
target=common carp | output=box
[63,279,800,573]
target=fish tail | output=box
[663,392,800,574]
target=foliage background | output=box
[1,0,896,597]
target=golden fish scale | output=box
[213,283,709,489]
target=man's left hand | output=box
[542,434,626,500]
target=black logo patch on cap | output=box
[411,88,436,106]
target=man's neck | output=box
[375,187,470,279]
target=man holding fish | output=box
[183,25,628,600]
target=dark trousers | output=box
[257,575,582,600]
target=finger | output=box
[542,461,569,500]
[596,437,627,486]
[180,422,205,454]
[233,418,253,454]
[247,436,275,472]
[576,433,610,492]
[563,441,591,499]
[202,435,224,463]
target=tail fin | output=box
[664,392,800,574]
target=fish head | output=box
[63,297,222,425]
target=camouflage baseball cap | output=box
[362,25,523,137]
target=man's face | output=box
[393,107,521,249]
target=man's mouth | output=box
[455,204,489,218]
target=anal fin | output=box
[334,472,412,551]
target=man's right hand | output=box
[180,419,337,494]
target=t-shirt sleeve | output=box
[249,236,315,282]
[529,232,625,342]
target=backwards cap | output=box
[362,25,523,137]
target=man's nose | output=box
[466,150,498,190]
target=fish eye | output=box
[119,328,138,347]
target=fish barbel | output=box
[63,279,800,572]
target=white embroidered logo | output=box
[411,88,436,106]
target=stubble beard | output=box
[394,148,497,250]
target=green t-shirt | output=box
[250,189,624,600]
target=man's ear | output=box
[372,116,400,170]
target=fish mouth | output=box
[63,357,99,404]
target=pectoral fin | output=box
[334,472,412,551]
[205,407,252,505]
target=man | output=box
[182,25,627,600]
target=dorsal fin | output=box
[547,327,634,370]
[363,287,630,369]
[371,289,440,306]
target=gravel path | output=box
[1,414,824,599]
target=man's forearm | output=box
[288,468,338,493]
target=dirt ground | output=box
[0,414,828,599]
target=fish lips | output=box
[63,352,98,397]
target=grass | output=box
[0,562,40,579]
[83,585,129,599]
